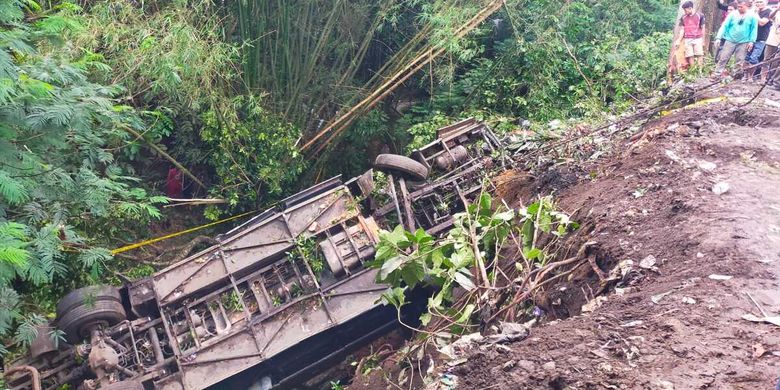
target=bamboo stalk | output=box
[307,0,505,155]
[118,125,207,190]
[302,0,504,153]
[283,0,344,119]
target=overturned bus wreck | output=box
[4,119,508,390]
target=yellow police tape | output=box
[661,96,729,116]
[660,96,727,117]
[111,210,257,255]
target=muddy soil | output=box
[449,82,780,389]
[349,81,780,390]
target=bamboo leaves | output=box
[234,0,386,130]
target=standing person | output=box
[763,7,780,83]
[746,0,773,80]
[676,1,706,69]
[716,2,739,63]
[166,167,183,198]
[718,0,733,21]
[715,0,759,78]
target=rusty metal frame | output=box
[324,229,350,277]
[386,174,405,229]
[4,366,41,390]
[5,120,509,390]
[156,185,353,308]
[397,177,416,231]
[323,286,389,298]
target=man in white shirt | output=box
[761,7,780,82]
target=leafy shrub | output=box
[0,0,167,354]
[369,193,577,329]
[200,95,305,216]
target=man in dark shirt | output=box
[747,0,773,80]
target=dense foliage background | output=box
[0,0,674,356]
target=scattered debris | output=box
[446,358,468,367]
[745,291,770,318]
[665,149,682,163]
[516,360,535,372]
[590,349,610,359]
[633,187,648,198]
[621,320,644,328]
[596,361,613,373]
[438,322,530,360]
[697,160,717,171]
[395,82,780,390]
[639,255,659,272]
[764,97,780,108]
[440,333,483,359]
[753,343,766,358]
[606,259,643,286]
[712,182,730,195]
[501,360,516,371]
[582,296,609,313]
[427,374,458,390]
[651,291,674,304]
[615,287,636,296]
[652,380,675,390]
[708,274,733,281]
[741,314,780,327]
[485,322,530,344]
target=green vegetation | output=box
[290,236,324,275]
[369,192,577,330]
[0,0,675,356]
[222,290,245,313]
[0,0,167,353]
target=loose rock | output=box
[712,182,730,195]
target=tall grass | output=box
[234,0,389,131]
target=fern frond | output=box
[0,0,25,24]
[0,221,27,239]
[0,221,29,269]
[78,247,111,269]
[12,313,45,347]
[0,77,18,104]
[0,286,21,335]
[0,246,28,267]
[0,170,30,205]
[142,204,162,220]
[0,261,20,285]
[148,196,170,204]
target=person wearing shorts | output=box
[676,1,706,70]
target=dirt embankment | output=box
[450,83,780,389]
[348,81,780,390]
